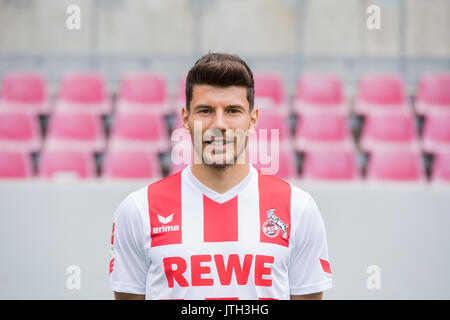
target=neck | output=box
[190,162,250,194]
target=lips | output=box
[204,136,234,146]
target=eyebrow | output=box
[192,104,246,110]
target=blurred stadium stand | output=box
[0,0,447,182]
[0,0,449,300]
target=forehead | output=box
[191,84,249,108]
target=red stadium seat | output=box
[359,113,420,152]
[116,72,171,115]
[354,73,410,115]
[108,113,169,152]
[301,149,359,181]
[0,151,33,178]
[38,150,96,179]
[54,72,111,115]
[422,113,450,153]
[253,73,285,111]
[251,149,298,179]
[366,150,425,181]
[294,113,353,151]
[432,152,450,182]
[293,73,346,114]
[0,112,42,152]
[415,73,450,116]
[102,150,162,179]
[0,71,49,114]
[45,112,106,152]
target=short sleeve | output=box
[109,194,149,295]
[288,192,332,296]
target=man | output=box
[109,53,332,300]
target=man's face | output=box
[182,84,258,169]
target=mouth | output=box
[204,136,235,146]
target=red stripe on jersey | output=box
[109,257,115,274]
[320,258,332,274]
[110,222,115,245]
[148,172,182,247]
[258,172,291,247]
[203,195,238,242]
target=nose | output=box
[210,109,227,131]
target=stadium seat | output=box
[359,113,420,152]
[44,112,106,152]
[294,113,353,151]
[0,112,42,152]
[116,72,171,115]
[354,73,410,115]
[431,152,450,182]
[293,73,346,114]
[0,71,49,114]
[54,72,111,115]
[108,113,169,152]
[38,150,96,179]
[422,113,450,153]
[255,112,290,139]
[251,149,298,179]
[253,73,286,111]
[169,128,192,173]
[365,150,425,181]
[101,150,162,179]
[0,151,33,178]
[415,72,450,116]
[301,149,359,181]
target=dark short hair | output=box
[185,53,254,112]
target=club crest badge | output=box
[262,209,289,239]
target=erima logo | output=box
[153,214,179,234]
[158,214,173,224]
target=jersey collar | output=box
[183,164,257,204]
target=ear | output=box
[248,108,259,134]
[181,107,191,133]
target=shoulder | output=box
[258,173,312,206]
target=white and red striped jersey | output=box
[108,165,332,300]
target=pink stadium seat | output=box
[254,73,285,110]
[301,149,359,180]
[354,73,409,115]
[293,73,346,114]
[294,113,353,151]
[38,150,96,179]
[416,73,450,116]
[102,150,162,179]
[45,112,106,152]
[55,72,111,114]
[0,112,42,152]
[366,151,425,181]
[0,151,33,178]
[422,113,450,153]
[254,112,290,141]
[108,113,169,152]
[116,72,170,115]
[359,113,419,152]
[0,71,49,114]
[432,152,450,182]
[251,150,298,179]
[169,128,192,174]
